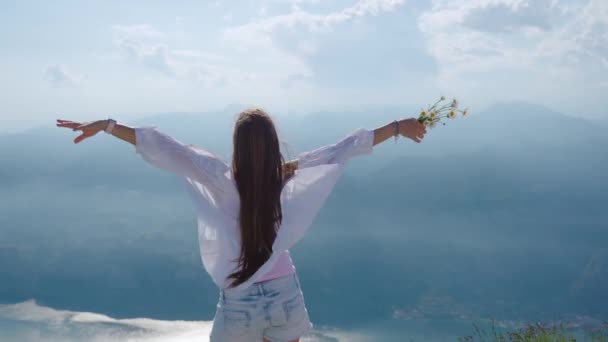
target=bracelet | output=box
[104,119,116,134]
[392,120,399,143]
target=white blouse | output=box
[134,126,375,290]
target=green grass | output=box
[458,320,608,342]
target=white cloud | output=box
[418,0,607,76]
[225,0,404,39]
[105,2,412,109]
[222,0,405,86]
[111,24,230,87]
[44,65,84,87]
[221,13,233,23]
[270,0,322,4]
[116,38,173,75]
[112,24,166,39]
[576,0,608,67]
[416,0,608,113]
[295,39,317,55]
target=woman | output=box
[56,109,426,342]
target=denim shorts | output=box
[210,273,313,342]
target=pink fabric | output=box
[255,250,295,283]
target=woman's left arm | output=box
[57,119,230,185]
[373,118,426,146]
[289,117,426,170]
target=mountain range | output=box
[1,102,606,331]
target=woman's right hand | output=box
[398,118,427,143]
[56,119,108,144]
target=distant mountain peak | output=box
[482,101,566,118]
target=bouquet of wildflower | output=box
[417,96,469,128]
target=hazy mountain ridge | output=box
[3,101,605,184]
[1,102,607,329]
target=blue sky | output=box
[1,0,606,132]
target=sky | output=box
[0,0,606,133]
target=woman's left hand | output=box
[398,118,427,143]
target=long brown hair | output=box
[228,108,290,287]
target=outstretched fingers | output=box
[73,133,89,144]
[57,119,91,143]
[56,119,81,130]
[417,123,427,141]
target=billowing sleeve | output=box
[296,128,375,168]
[274,129,375,253]
[134,126,231,190]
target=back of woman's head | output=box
[229,108,286,287]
